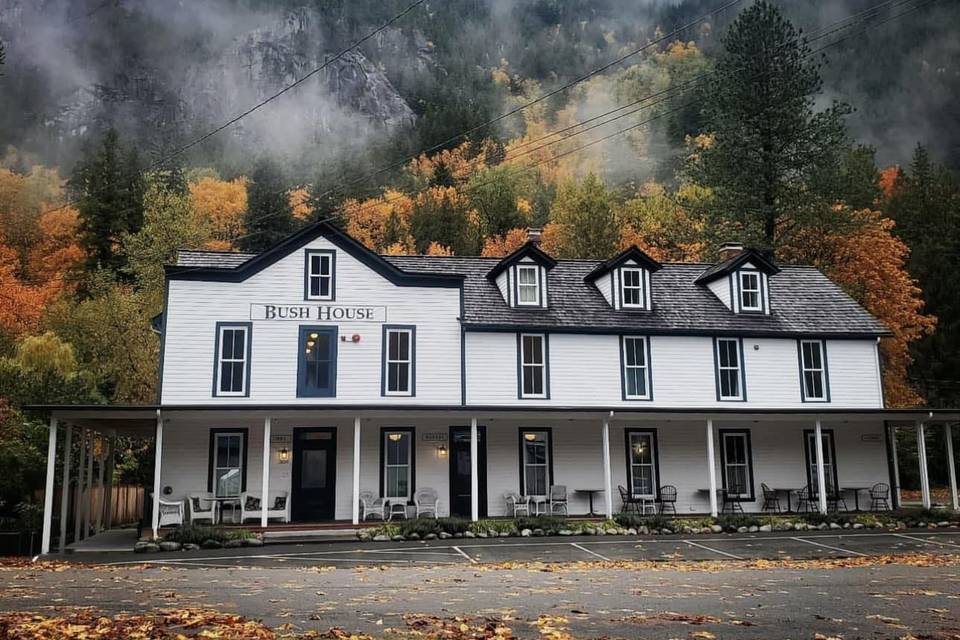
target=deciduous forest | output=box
[1,0,959,522]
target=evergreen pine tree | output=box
[689,1,850,253]
[69,128,145,274]
[240,157,294,253]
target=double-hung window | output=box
[715,338,744,401]
[799,339,829,402]
[516,265,540,306]
[621,336,651,400]
[518,333,548,398]
[620,267,644,308]
[626,430,658,498]
[305,250,335,300]
[720,430,753,499]
[214,323,250,397]
[297,326,337,397]
[210,430,246,497]
[520,430,550,496]
[739,271,762,311]
[382,429,414,500]
[383,326,415,396]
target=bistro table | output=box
[842,486,872,511]
[214,496,241,524]
[770,487,799,513]
[530,495,548,515]
[576,488,605,516]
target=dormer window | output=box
[738,271,761,312]
[517,264,541,306]
[305,249,335,301]
[620,267,644,308]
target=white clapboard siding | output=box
[465,332,882,408]
[162,236,462,405]
[160,416,889,519]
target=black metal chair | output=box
[721,486,744,513]
[826,483,848,513]
[794,485,814,513]
[761,483,781,513]
[869,483,891,511]
[657,485,677,515]
[618,485,644,514]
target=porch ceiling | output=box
[25,403,960,427]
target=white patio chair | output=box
[549,484,568,516]
[187,492,218,525]
[504,491,530,516]
[359,490,388,521]
[151,494,184,528]
[413,487,439,518]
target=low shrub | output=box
[515,515,565,534]
[470,519,518,535]
[163,524,255,544]
[396,519,441,538]
[715,514,762,530]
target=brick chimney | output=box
[718,241,744,262]
[527,227,543,246]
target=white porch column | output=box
[889,424,902,509]
[151,410,163,540]
[73,427,86,542]
[601,417,613,518]
[82,429,93,540]
[706,419,718,517]
[946,423,959,512]
[917,421,931,509]
[260,417,271,529]
[814,419,828,514]
[352,417,361,525]
[470,417,479,522]
[58,424,73,552]
[40,417,58,555]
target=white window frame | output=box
[800,339,829,402]
[520,430,550,496]
[621,336,651,400]
[383,430,413,500]
[215,324,249,397]
[383,327,414,396]
[620,267,645,308]
[739,271,762,312]
[516,264,541,306]
[715,338,744,401]
[519,333,547,399]
[212,431,245,498]
[721,431,752,499]
[306,251,334,301]
[627,430,657,498]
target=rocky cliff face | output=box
[1,1,419,162]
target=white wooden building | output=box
[33,222,960,551]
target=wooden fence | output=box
[50,484,145,529]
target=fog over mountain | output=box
[0,0,957,176]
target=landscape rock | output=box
[559,529,573,536]
[438,532,452,540]
[477,531,488,538]
[748,525,759,533]
[464,531,476,538]
[373,534,390,542]
[710,525,723,533]
[829,522,842,530]
[661,528,672,535]
[223,539,244,548]
[521,528,532,537]
[627,528,638,535]
[158,541,182,552]
[134,541,159,553]
[183,543,199,551]
[424,533,437,540]
[243,537,263,547]
[406,533,420,540]
[737,526,749,533]
[391,535,405,542]
[852,523,865,529]
[759,524,772,533]
[200,539,222,549]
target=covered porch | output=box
[32,406,960,552]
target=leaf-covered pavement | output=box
[1,553,959,639]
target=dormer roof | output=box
[694,247,780,285]
[583,245,663,283]
[485,241,558,281]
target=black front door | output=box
[449,426,487,518]
[292,428,337,521]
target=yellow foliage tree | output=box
[481,228,530,257]
[289,187,312,221]
[425,242,453,256]
[189,176,247,250]
[341,189,415,252]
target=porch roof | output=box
[25,403,960,428]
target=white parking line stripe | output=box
[452,546,477,564]
[893,533,960,548]
[683,539,743,560]
[792,536,866,556]
[571,543,611,561]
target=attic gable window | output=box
[620,267,644,308]
[739,271,761,312]
[516,264,541,306]
[305,249,335,301]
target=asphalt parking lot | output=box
[92,528,960,569]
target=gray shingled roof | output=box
[384,256,889,337]
[176,250,256,269]
[174,250,888,337]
